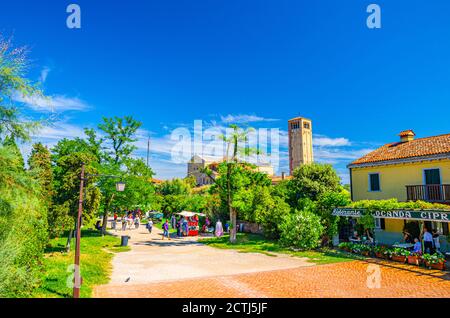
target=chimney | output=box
[399,130,415,142]
[281,172,286,180]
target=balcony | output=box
[406,184,450,203]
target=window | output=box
[303,122,310,129]
[291,122,300,130]
[369,173,380,192]
[424,169,441,185]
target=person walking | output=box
[146,218,153,234]
[162,219,170,240]
[176,218,181,237]
[215,219,224,237]
[128,212,133,230]
[171,214,177,229]
[182,217,189,237]
[112,212,118,231]
[121,214,127,231]
[134,215,140,229]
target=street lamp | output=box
[116,181,126,192]
[73,163,125,298]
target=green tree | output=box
[28,143,56,236]
[204,124,267,243]
[98,116,142,164]
[97,116,143,233]
[111,157,156,211]
[288,163,341,206]
[52,152,101,237]
[0,145,48,297]
[158,178,192,196]
[2,135,24,170]
[251,186,291,239]
[0,36,42,142]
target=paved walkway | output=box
[94,224,450,298]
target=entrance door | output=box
[424,169,442,201]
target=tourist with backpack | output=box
[162,219,170,240]
[146,218,153,234]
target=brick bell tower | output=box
[288,117,313,175]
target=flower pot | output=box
[425,261,446,271]
[392,255,406,263]
[375,252,389,259]
[407,255,421,266]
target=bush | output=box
[279,209,323,250]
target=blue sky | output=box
[2,0,450,182]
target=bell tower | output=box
[288,117,313,175]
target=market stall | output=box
[175,211,206,236]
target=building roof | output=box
[288,116,311,122]
[350,133,450,166]
[399,129,416,137]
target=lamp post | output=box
[73,163,125,299]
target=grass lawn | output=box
[200,233,362,265]
[33,229,130,298]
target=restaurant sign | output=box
[332,208,450,222]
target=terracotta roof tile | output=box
[351,133,450,165]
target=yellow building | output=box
[348,130,450,249]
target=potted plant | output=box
[374,245,390,259]
[338,242,352,252]
[359,244,372,257]
[391,248,409,263]
[422,253,446,270]
[407,252,422,266]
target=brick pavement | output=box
[94,259,450,298]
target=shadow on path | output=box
[361,258,450,281]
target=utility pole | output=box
[73,163,85,298]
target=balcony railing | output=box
[406,184,450,203]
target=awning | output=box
[332,208,450,222]
[176,211,206,217]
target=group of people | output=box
[111,209,142,231]
[158,215,226,240]
[111,209,228,242]
[405,227,442,255]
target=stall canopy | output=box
[176,211,206,217]
[332,208,450,222]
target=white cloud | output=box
[314,148,375,161]
[314,137,351,147]
[39,67,51,83]
[32,122,86,141]
[14,93,90,112]
[220,114,279,124]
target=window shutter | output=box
[380,218,385,230]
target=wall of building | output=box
[351,158,450,252]
[351,158,450,201]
